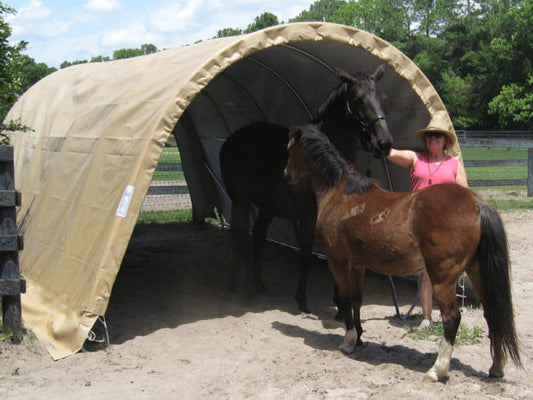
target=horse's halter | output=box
[345,97,387,133]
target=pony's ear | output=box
[288,127,303,146]
[334,68,357,84]
[371,63,386,81]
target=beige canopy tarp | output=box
[5,22,459,359]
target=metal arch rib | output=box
[215,70,267,122]
[244,54,314,120]
[279,43,338,76]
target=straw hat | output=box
[416,125,456,146]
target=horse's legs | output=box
[424,273,461,382]
[227,200,251,293]
[251,208,273,293]
[293,216,316,313]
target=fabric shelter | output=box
[5,22,460,359]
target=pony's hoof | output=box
[423,371,438,383]
[338,328,358,354]
[338,343,355,354]
[489,367,504,379]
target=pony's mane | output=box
[298,125,377,194]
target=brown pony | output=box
[284,124,521,382]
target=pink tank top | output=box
[410,153,459,191]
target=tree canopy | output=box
[1,0,532,130]
[0,2,26,124]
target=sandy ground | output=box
[0,210,532,399]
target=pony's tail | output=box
[477,202,521,367]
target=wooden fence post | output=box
[527,147,533,196]
[0,145,25,343]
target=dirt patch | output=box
[1,211,532,399]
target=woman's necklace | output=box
[427,155,445,185]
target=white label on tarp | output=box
[116,185,134,218]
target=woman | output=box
[387,124,468,328]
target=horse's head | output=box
[335,64,393,158]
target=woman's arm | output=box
[387,148,417,169]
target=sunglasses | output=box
[425,131,444,138]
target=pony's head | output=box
[285,125,346,191]
[285,124,377,194]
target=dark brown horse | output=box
[284,124,521,381]
[219,64,393,312]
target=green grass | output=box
[462,147,528,180]
[159,147,181,163]
[152,170,185,181]
[466,166,527,180]
[404,323,484,345]
[461,146,532,211]
[152,147,184,181]
[137,209,193,224]
[461,147,528,160]
[486,198,533,211]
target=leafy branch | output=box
[0,119,34,145]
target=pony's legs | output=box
[333,285,343,321]
[424,277,461,382]
[464,263,505,378]
[330,262,364,354]
[251,208,273,293]
[293,216,316,313]
[350,269,364,345]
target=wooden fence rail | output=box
[459,138,533,196]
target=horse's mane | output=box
[311,71,374,124]
[297,125,377,194]
[311,82,347,124]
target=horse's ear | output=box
[334,68,357,84]
[372,63,386,81]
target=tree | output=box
[0,2,27,124]
[438,70,480,128]
[60,59,88,69]
[113,43,158,59]
[335,0,415,43]
[18,55,56,95]
[290,0,347,22]
[90,55,111,63]
[414,0,461,37]
[489,77,533,129]
[140,43,157,55]
[485,1,533,129]
[244,12,279,33]
[216,27,242,38]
